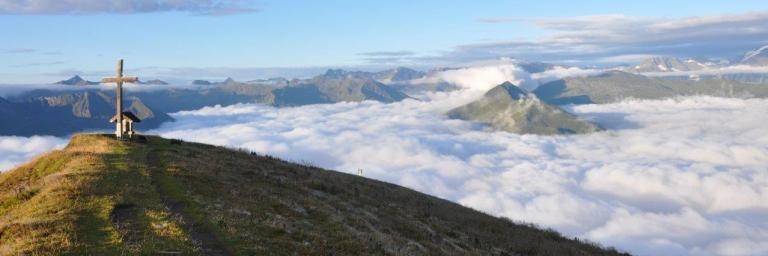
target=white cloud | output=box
[412,61,535,91]
[0,0,259,15]
[0,136,68,172]
[410,60,604,93]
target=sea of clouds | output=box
[1,63,766,255]
[0,136,68,171]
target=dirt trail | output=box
[146,149,232,256]
[109,203,140,251]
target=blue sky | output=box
[1,0,768,83]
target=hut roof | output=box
[109,112,141,123]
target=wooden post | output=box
[116,59,124,138]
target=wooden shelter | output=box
[109,112,141,138]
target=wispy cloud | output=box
[358,51,416,57]
[597,54,660,64]
[10,60,67,68]
[423,11,768,65]
[358,51,418,64]
[0,0,259,15]
[44,69,110,78]
[5,48,36,54]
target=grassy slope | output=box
[448,84,601,135]
[0,134,628,256]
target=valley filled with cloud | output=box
[0,136,67,171]
[1,63,767,255]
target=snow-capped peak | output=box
[742,45,768,63]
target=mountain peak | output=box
[449,82,601,135]
[323,68,349,78]
[214,77,241,86]
[488,81,528,100]
[140,79,168,85]
[191,79,212,85]
[54,75,98,86]
[375,67,424,82]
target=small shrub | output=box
[133,135,148,144]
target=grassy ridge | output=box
[0,134,629,255]
[0,135,197,255]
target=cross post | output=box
[101,59,138,139]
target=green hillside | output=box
[0,134,626,255]
[449,82,602,135]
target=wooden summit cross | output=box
[101,59,139,139]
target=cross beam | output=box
[101,59,138,139]
[102,77,138,83]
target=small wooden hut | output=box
[109,112,141,138]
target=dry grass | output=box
[0,134,197,255]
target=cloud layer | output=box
[146,92,768,256]
[0,0,258,15]
[411,59,604,92]
[407,12,768,65]
[0,136,68,171]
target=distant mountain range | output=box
[449,82,601,135]
[627,57,712,73]
[191,79,212,85]
[625,45,768,74]
[533,71,768,105]
[314,67,428,83]
[0,90,172,136]
[270,69,408,106]
[616,46,768,84]
[373,67,426,82]
[54,75,170,86]
[9,57,768,137]
[246,77,289,86]
[1,70,410,136]
[139,79,168,85]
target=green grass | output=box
[0,135,198,255]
